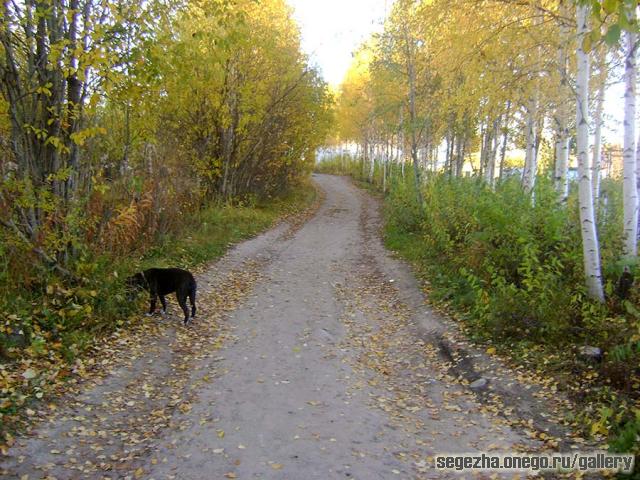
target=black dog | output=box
[127,268,197,324]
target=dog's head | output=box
[125,272,148,300]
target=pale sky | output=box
[288,0,390,87]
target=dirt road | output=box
[2,175,574,479]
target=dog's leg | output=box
[177,293,190,325]
[188,284,196,318]
[159,295,167,316]
[147,293,157,317]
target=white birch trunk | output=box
[499,101,511,181]
[479,121,487,177]
[408,56,423,205]
[576,4,604,301]
[399,108,406,180]
[636,133,640,238]
[369,142,376,183]
[592,73,605,204]
[554,2,570,201]
[523,8,542,196]
[383,140,388,193]
[623,15,638,258]
[554,135,570,200]
[484,118,498,187]
[522,96,537,193]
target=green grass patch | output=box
[140,183,316,270]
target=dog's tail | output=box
[189,281,197,318]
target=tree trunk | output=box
[368,140,375,183]
[383,139,388,193]
[403,24,423,207]
[554,4,571,201]
[576,4,604,301]
[408,64,423,205]
[445,132,451,175]
[362,137,368,179]
[522,95,537,194]
[484,117,498,187]
[499,101,511,181]
[592,68,605,205]
[398,107,405,181]
[479,120,486,177]
[623,13,638,258]
[554,132,570,201]
[455,135,464,177]
[636,134,640,239]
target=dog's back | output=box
[145,268,196,296]
[130,267,197,324]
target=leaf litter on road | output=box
[333,247,600,479]
[1,260,265,479]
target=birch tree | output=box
[575,2,604,301]
[622,8,638,258]
[397,1,424,208]
[554,1,572,201]
[592,55,606,204]
[522,96,538,193]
